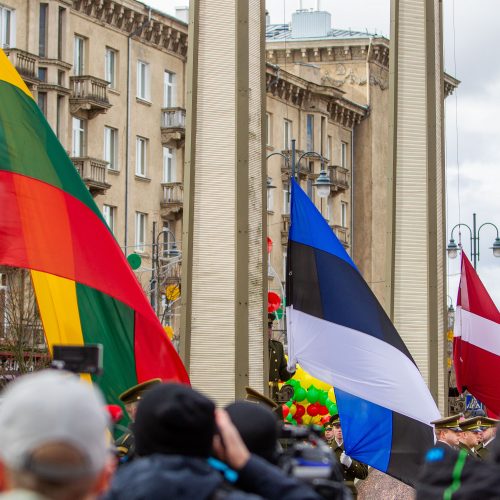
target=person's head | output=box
[482,425,497,443]
[435,428,460,447]
[225,401,280,464]
[329,414,342,442]
[133,383,216,458]
[0,370,110,500]
[324,424,334,442]
[460,430,480,448]
[119,379,162,421]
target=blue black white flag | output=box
[286,178,440,485]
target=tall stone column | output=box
[180,0,267,405]
[387,0,447,412]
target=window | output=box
[0,5,14,49]
[282,182,290,214]
[58,70,65,86]
[267,178,274,212]
[162,222,173,257]
[307,178,314,202]
[341,202,348,228]
[56,95,64,139]
[327,135,333,161]
[135,212,147,253]
[137,61,150,100]
[105,48,117,89]
[37,92,47,116]
[282,249,287,283]
[320,116,326,155]
[135,137,148,177]
[326,197,332,221]
[283,119,292,150]
[341,142,348,168]
[39,3,48,57]
[266,113,272,146]
[163,146,176,182]
[163,71,176,107]
[58,7,65,60]
[102,205,116,233]
[74,35,85,76]
[71,117,85,157]
[306,114,314,152]
[104,127,118,170]
[38,67,47,82]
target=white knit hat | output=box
[0,370,109,479]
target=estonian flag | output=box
[286,179,440,485]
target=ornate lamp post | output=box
[447,213,500,269]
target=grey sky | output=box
[150,0,500,305]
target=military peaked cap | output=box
[460,416,490,433]
[431,414,463,432]
[119,378,162,405]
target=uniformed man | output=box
[458,416,485,459]
[268,313,293,400]
[475,417,498,460]
[327,413,368,499]
[431,414,463,450]
[115,378,162,464]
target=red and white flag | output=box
[454,253,500,414]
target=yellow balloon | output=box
[328,387,336,403]
[289,404,297,417]
[302,415,312,425]
[289,364,334,393]
[163,325,174,340]
[311,415,322,425]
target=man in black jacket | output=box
[104,383,322,500]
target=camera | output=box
[278,424,352,499]
[51,344,103,375]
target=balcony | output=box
[281,213,290,245]
[331,224,349,247]
[329,165,350,191]
[279,149,309,179]
[69,76,111,118]
[4,49,39,88]
[71,157,111,195]
[160,182,184,218]
[161,107,186,147]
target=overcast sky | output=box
[151,0,500,306]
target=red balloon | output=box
[321,416,330,425]
[318,405,329,416]
[282,405,290,418]
[268,292,281,313]
[295,415,303,425]
[307,404,319,417]
[106,404,123,424]
[295,404,305,418]
[267,237,273,254]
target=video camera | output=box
[51,344,103,375]
[278,424,352,500]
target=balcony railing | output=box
[329,165,349,190]
[160,182,184,217]
[281,213,290,245]
[71,157,110,195]
[331,224,349,247]
[4,49,38,85]
[69,76,111,117]
[161,108,186,147]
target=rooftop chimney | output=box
[291,9,331,39]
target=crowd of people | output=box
[1,370,500,500]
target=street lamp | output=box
[447,213,500,269]
[313,170,333,198]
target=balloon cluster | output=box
[281,366,337,428]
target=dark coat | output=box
[269,339,292,383]
[417,445,500,499]
[329,441,368,498]
[102,453,322,500]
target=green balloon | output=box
[127,253,142,270]
[288,379,299,388]
[275,307,284,320]
[294,387,307,402]
[329,403,338,415]
[285,414,293,422]
[286,400,293,408]
[318,391,328,406]
[306,386,319,404]
[291,418,298,426]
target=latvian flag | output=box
[286,179,440,484]
[454,253,500,415]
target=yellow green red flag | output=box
[0,49,189,401]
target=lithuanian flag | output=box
[0,50,189,401]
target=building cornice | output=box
[266,63,366,129]
[71,0,188,60]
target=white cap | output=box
[0,370,109,479]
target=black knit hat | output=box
[134,383,216,458]
[225,401,279,464]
